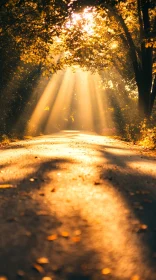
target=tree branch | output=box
[101,3,141,88]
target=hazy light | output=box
[26,71,65,135]
[44,68,75,133]
[25,66,116,135]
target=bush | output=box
[139,118,156,149]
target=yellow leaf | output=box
[32,264,44,273]
[0,184,16,189]
[47,234,58,241]
[61,231,69,238]
[36,257,49,264]
[139,224,148,230]
[101,268,111,275]
[72,236,81,242]
[29,178,35,182]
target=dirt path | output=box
[0,131,156,280]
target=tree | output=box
[0,0,155,118]
[62,0,156,117]
[0,0,74,71]
[102,0,156,117]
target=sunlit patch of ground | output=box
[0,131,156,280]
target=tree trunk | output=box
[138,86,150,117]
[150,76,156,115]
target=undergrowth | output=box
[138,118,156,150]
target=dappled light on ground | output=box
[0,132,156,279]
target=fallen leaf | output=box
[74,230,81,236]
[131,275,140,280]
[136,224,148,233]
[17,270,25,277]
[72,236,81,242]
[32,264,44,273]
[0,184,16,189]
[0,277,8,280]
[29,178,35,182]
[139,224,148,230]
[36,257,49,264]
[47,234,58,241]
[102,268,111,275]
[61,231,69,238]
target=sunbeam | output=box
[44,68,76,133]
[26,70,65,135]
[25,66,119,136]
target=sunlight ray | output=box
[44,68,76,133]
[26,70,65,135]
[75,69,94,131]
[91,73,110,133]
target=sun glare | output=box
[110,41,118,49]
[66,7,96,35]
